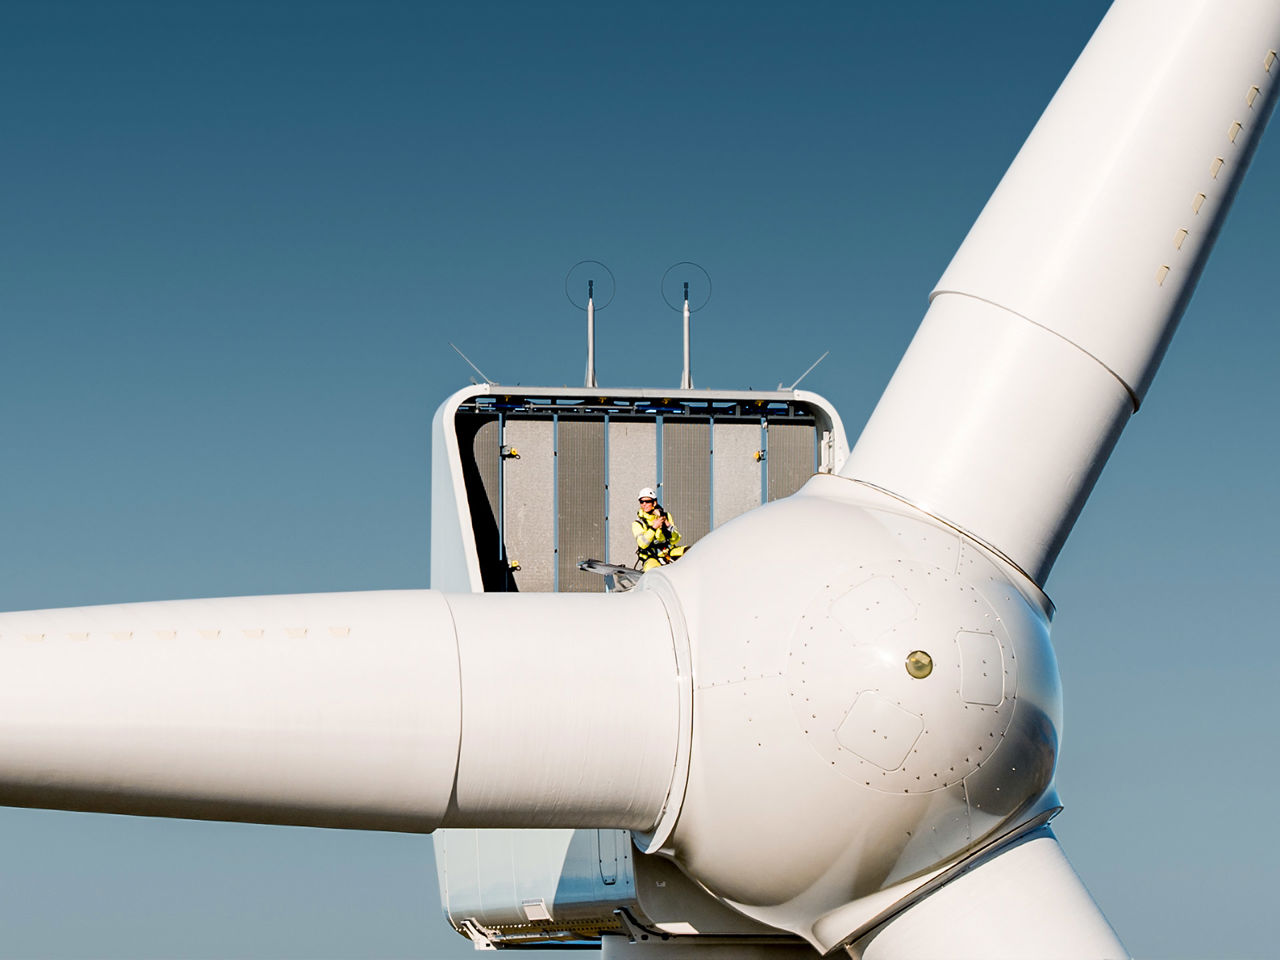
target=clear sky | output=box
[2,1,1276,958]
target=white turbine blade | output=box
[844,0,1280,585]
[848,828,1126,960]
[0,589,680,833]
[0,592,459,830]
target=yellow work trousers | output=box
[641,546,686,571]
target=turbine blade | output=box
[844,0,1280,585]
[0,589,679,833]
[848,828,1126,960]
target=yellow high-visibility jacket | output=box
[633,509,681,565]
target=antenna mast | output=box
[565,260,614,389]
[448,342,496,385]
[662,262,712,390]
[586,279,596,388]
[681,282,692,389]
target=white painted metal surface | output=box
[795,388,851,472]
[587,293,597,388]
[844,0,1280,585]
[434,824,637,935]
[444,590,682,829]
[847,828,1125,960]
[637,476,1065,952]
[681,296,692,390]
[431,385,485,593]
[0,588,681,833]
[0,591,459,830]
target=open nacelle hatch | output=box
[432,385,849,596]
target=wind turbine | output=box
[2,1,1277,957]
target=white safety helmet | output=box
[637,487,657,501]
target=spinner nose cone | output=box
[786,561,1057,809]
[647,477,1063,951]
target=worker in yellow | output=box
[633,487,685,571]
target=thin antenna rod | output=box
[449,342,497,385]
[680,282,692,390]
[788,350,830,390]
[585,279,597,388]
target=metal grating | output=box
[607,419,658,570]
[502,417,555,592]
[454,398,824,592]
[711,420,763,527]
[766,421,816,502]
[661,419,711,549]
[556,418,606,592]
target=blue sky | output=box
[2,1,1277,957]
